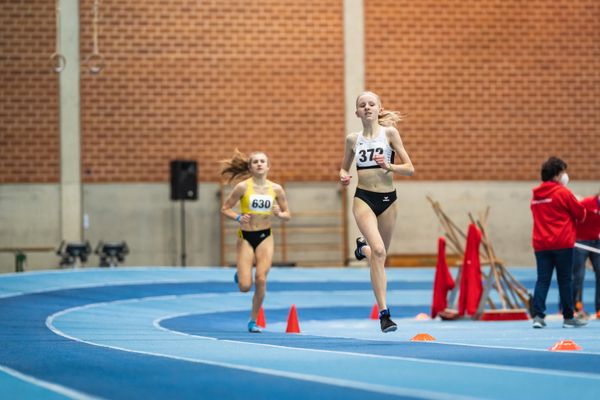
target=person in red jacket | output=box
[530,156,587,329]
[572,193,600,319]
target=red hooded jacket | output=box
[531,181,586,251]
[576,195,600,241]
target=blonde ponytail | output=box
[220,149,251,183]
[378,110,402,127]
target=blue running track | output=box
[1,267,599,399]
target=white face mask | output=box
[559,173,569,186]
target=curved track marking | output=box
[47,290,600,399]
[0,364,97,400]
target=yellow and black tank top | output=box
[240,179,276,215]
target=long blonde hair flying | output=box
[220,149,268,183]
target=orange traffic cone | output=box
[411,333,436,342]
[548,339,582,351]
[370,303,379,320]
[286,304,301,333]
[256,307,266,328]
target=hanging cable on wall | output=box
[86,0,105,74]
[50,0,66,72]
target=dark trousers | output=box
[532,248,574,319]
[573,240,600,312]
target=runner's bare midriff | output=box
[240,214,272,231]
[357,168,394,192]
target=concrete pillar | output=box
[59,0,82,241]
[343,0,365,260]
[343,0,365,134]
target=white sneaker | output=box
[563,318,587,328]
[532,316,546,329]
[247,320,262,333]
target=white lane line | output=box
[0,266,434,299]
[0,278,229,300]
[48,292,600,382]
[0,364,100,400]
[293,320,600,356]
[433,339,600,355]
[154,314,600,381]
[46,314,470,400]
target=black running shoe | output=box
[354,237,367,260]
[379,309,397,333]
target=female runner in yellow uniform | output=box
[221,150,291,332]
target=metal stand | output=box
[15,251,26,272]
[180,200,186,267]
[170,159,198,267]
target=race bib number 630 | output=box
[249,194,273,212]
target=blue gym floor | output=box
[1,266,599,399]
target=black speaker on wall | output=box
[170,160,198,201]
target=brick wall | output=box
[2,1,598,184]
[0,1,59,183]
[365,0,600,180]
[79,0,345,183]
